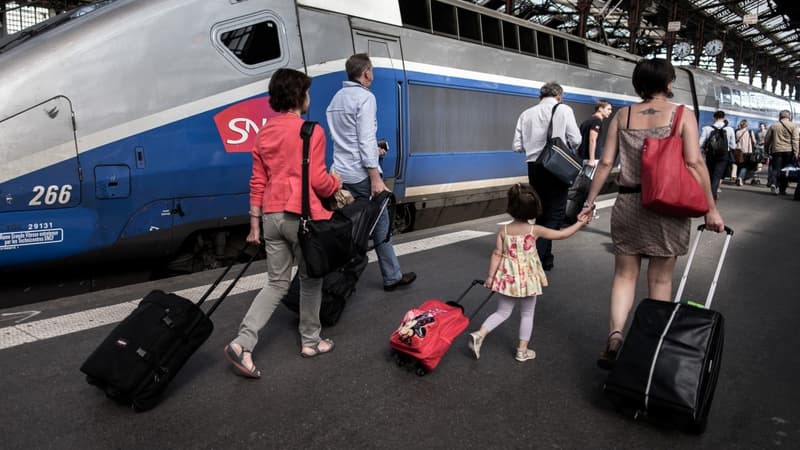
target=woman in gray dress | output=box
[578,59,724,369]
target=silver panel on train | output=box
[399,27,632,100]
[0,0,302,146]
[297,7,353,67]
[408,85,535,153]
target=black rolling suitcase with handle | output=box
[604,225,733,433]
[80,247,259,412]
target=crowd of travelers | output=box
[222,54,800,379]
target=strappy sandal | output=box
[300,338,335,358]
[597,330,624,370]
[224,344,261,379]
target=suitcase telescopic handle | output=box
[453,279,495,320]
[196,244,260,311]
[673,224,734,309]
[205,247,261,317]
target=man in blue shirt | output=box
[326,53,416,291]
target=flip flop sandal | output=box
[224,344,261,379]
[300,338,335,358]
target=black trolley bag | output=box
[604,225,733,433]
[80,248,259,411]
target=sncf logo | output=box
[213,97,279,153]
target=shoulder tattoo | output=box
[639,108,659,115]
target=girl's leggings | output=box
[480,294,537,341]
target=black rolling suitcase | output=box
[281,253,368,326]
[80,248,259,411]
[604,225,733,433]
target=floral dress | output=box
[490,225,548,297]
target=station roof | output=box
[470,0,800,94]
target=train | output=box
[1,0,795,273]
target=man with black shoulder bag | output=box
[512,82,582,271]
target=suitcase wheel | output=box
[415,367,428,377]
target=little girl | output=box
[468,183,588,362]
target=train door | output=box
[352,30,405,191]
[0,96,82,214]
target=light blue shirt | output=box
[326,81,381,184]
[699,120,736,151]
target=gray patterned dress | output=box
[611,120,691,256]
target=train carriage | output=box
[0,0,793,273]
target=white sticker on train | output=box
[0,228,64,250]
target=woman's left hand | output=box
[246,225,261,245]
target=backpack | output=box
[704,126,729,159]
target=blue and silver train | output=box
[0,0,794,272]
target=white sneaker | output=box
[770,186,778,195]
[468,331,484,360]
[515,348,536,362]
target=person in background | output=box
[734,119,755,186]
[764,110,800,195]
[224,69,342,379]
[699,110,736,200]
[577,58,724,369]
[577,100,613,167]
[753,122,768,185]
[326,53,416,291]
[512,82,582,271]
[468,183,588,363]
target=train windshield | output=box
[0,0,118,54]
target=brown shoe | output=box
[384,272,417,291]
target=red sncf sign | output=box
[213,97,279,152]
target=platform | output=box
[1,184,799,449]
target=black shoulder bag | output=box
[297,121,354,278]
[535,103,582,186]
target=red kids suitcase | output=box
[390,280,493,376]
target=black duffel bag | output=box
[564,165,595,225]
[297,121,353,278]
[536,103,582,186]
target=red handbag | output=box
[641,105,709,217]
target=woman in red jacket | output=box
[224,68,341,378]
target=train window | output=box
[751,93,761,111]
[567,40,587,66]
[553,36,568,62]
[457,8,481,43]
[519,27,536,55]
[481,15,502,47]
[219,20,281,66]
[731,89,741,107]
[408,83,537,153]
[431,1,457,36]
[720,86,731,106]
[741,91,751,108]
[537,31,553,58]
[400,0,431,31]
[502,21,519,51]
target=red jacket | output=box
[250,114,338,220]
